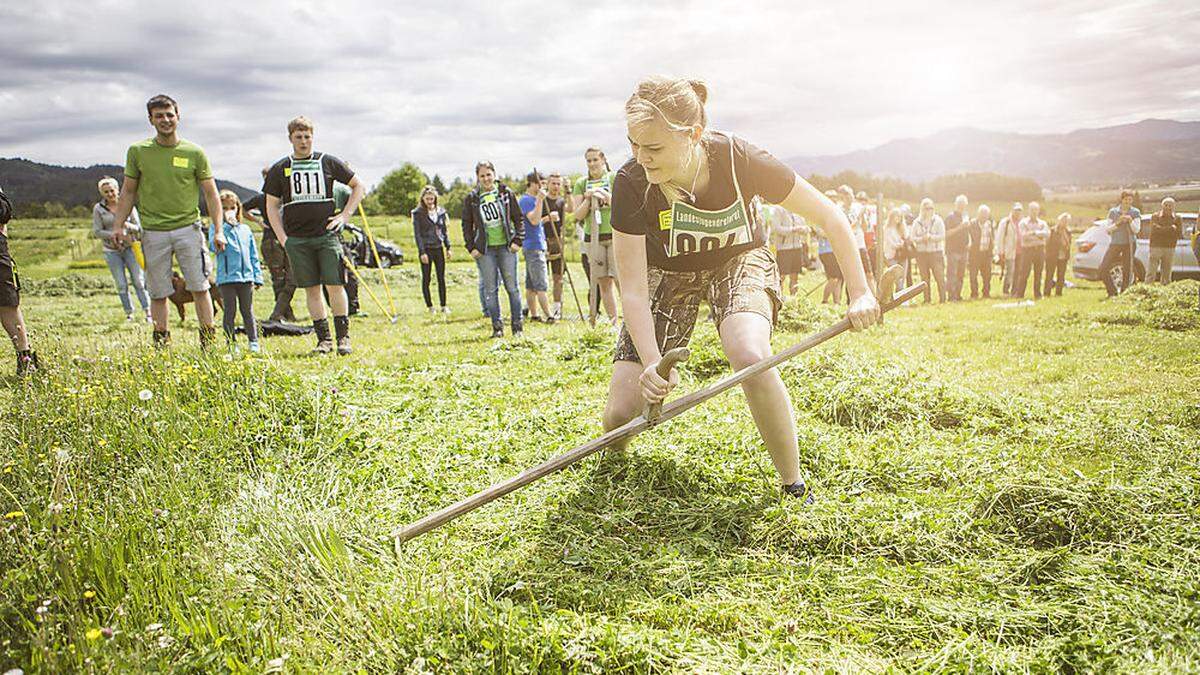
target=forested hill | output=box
[787,119,1200,186]
[0,157,255,211]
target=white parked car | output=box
[1072,212,1198,291]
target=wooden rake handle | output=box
[645,347,690,423]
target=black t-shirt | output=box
[263,152,355,238]
[544,196,565,248]
[611,134,794,271]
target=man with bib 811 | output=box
[264,117,365,355]
[604,76,880,503]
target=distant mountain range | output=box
[0,158,255,209]
[786,119,1200,187]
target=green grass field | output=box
[2,219,1200,672]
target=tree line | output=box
[804,170,1044,203]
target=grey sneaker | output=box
[315,339,334,354]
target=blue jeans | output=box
[104,248,150,315]
[476,246,523,331]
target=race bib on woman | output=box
[665,198,754,257]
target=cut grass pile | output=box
[2,266,1199,671]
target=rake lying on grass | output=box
[391,266,925,546]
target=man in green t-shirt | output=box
[109,94,225,348]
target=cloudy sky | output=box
[1,0,1196,189]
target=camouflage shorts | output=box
[614,246,782,363]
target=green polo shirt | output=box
[123,137,212,231]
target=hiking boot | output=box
[199,326,218,351]
[315,339,334,354]
[512,329,524,339]
[152,330,171,349]
[336,336,352,356]
[491,327,503,339]
[783,480,815,505]
[15,350,39,377]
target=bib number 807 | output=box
[673,231,738,256]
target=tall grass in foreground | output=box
[1,280,1199,672]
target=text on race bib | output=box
[289,159,326,202]
[480,192,502,222]
[666,198,753,257]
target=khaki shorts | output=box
[614,246,782,363]
[587,238,614,279]
[142,222,211,300]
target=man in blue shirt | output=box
[1101,190,1141,296]
[519,171,554,323]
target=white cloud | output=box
[0,0,1196,189]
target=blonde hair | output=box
[1057,212,1072,224]
[625,76,709,203]
[219,189,242,222]
[97,176,119,195]
[287,116,314,136]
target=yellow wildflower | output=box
[86,628,102,640]
[4,511,23,519]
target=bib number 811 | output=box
[673,231,738,256]
[291,171,324,199]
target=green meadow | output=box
[1,215,1199,672]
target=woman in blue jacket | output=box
[412,186,452,313]
[211,190,264,352]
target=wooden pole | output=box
[391,273,924,545]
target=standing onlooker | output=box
[544,173,569,319]
[1100,190,1142,296]
[910,198,946,304]
[768,204,807,295]
[264,116,366,355]
[572,147,619,327]
[92,176,151,321]
[1012,201,1050,299]
[839,185,875,292]
[857,191,877,281]
[0,183,38,375]
[995,203,1022,296]
[463,161,525,338]
[107,94,226,348]
[818,190,843,304]
[881,208,910,296]
[943,194,971,301]
[413,186,452,313]
[966,204,994,299]
[1147,197,1181,285]
[210,190,263,352]
[243,169,297,323]
[1043,212,1072,297]
[519,171,553,323]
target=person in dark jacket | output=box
[1043,212,1072,296]
[1147,197,1181,285]
[412,185,452,313]
[462,161,525,338]
[966,204,994,299]
[0,184,38,375]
